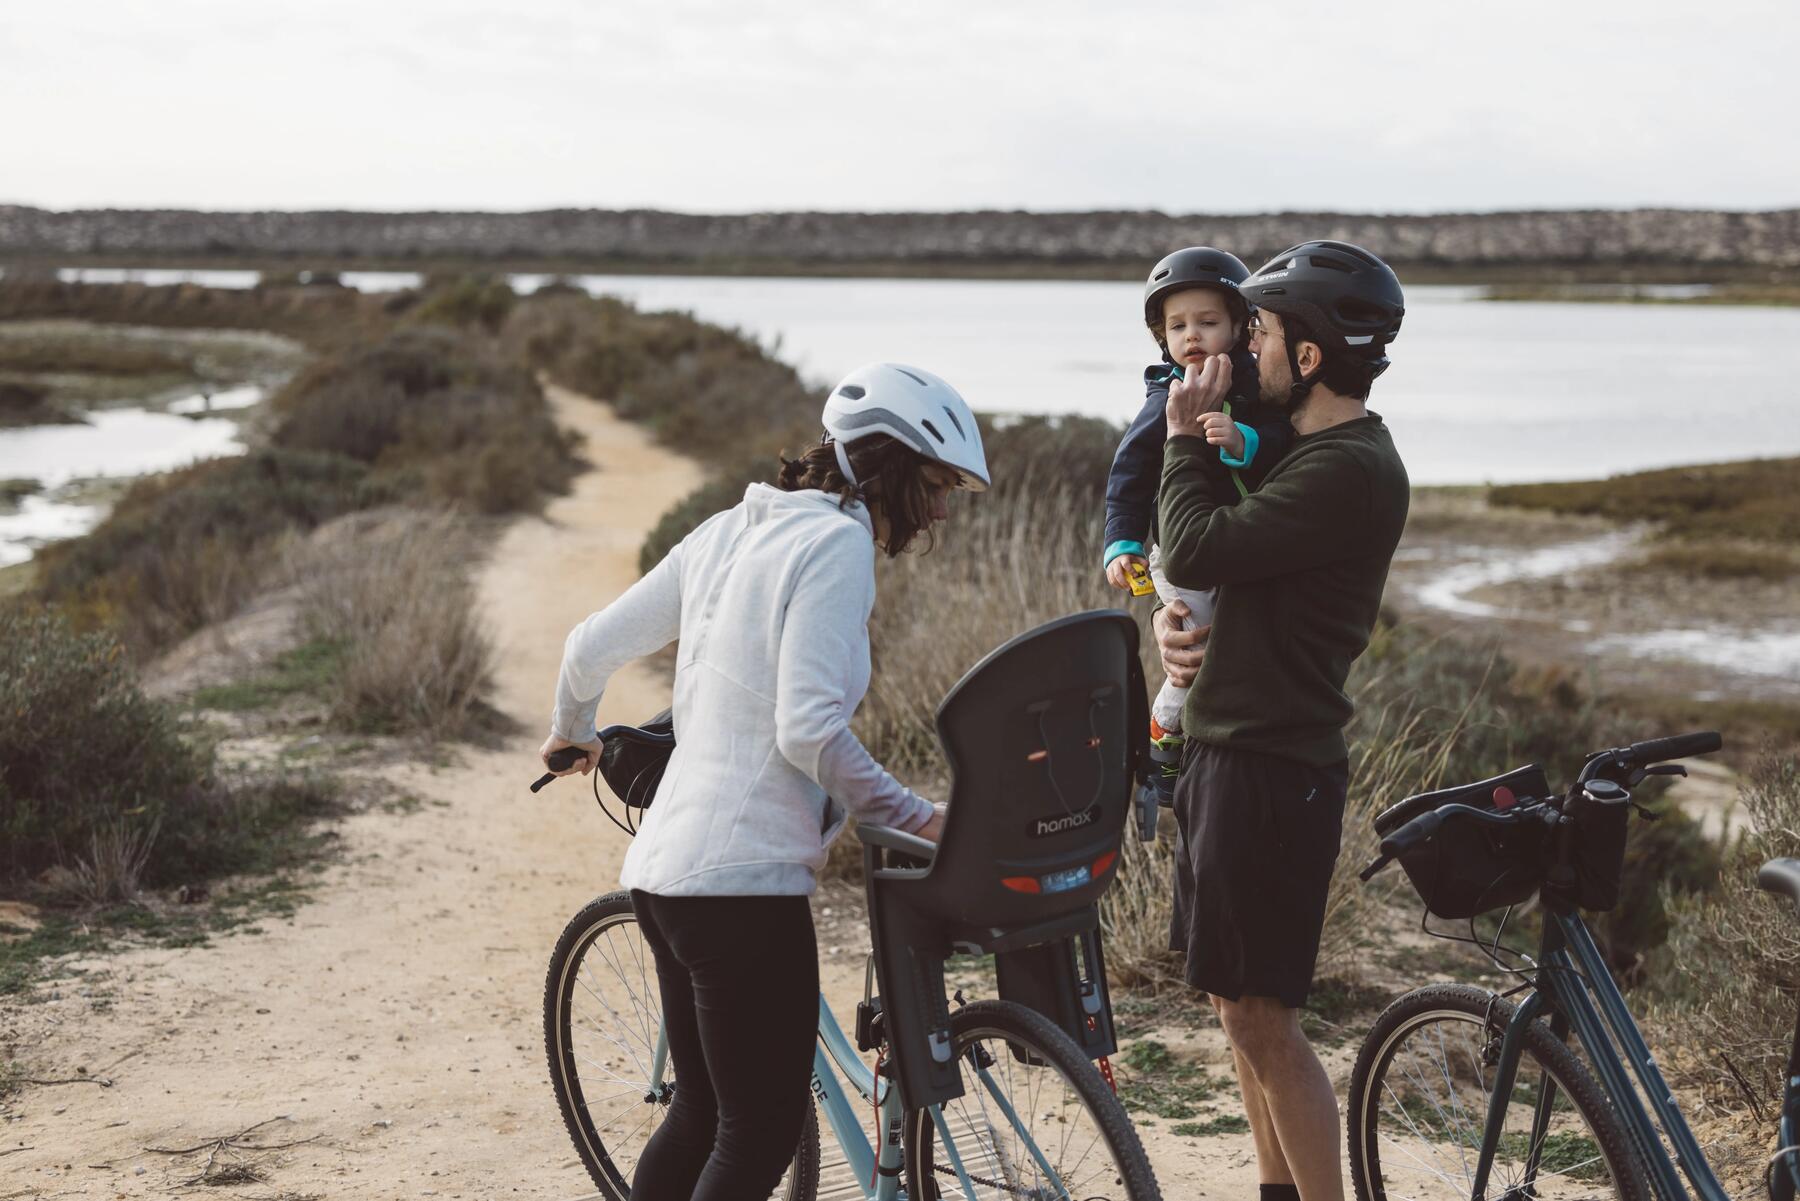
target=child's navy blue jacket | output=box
[1102,346,1291,563]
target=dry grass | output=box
[289,510,496,737]
[54,819,163,906]
[1644,749,1800,1184]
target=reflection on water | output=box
[54,266,261,289]
[1410,532,1640,619]
[0,494,104,568]
[1591,627,1800,688]
[0,388,262,565]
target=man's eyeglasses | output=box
[1247,317,1279,339]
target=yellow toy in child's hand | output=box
[1125,560,1154,597]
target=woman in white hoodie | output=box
[540,363,989,1201]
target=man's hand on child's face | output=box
[1166,353,1233,439]
[1106,554,1148,591]
[1200,411,1245,459]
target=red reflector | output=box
[1492,786,1517,810]
[1027,750,1048,763]
[1092,851,1118,876]
[1001,876,1042,894]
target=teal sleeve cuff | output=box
[1103,540,1145,568]
[1219,422,1258,469]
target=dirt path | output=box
[2,384,706,1198]
[2,383,1272,1198]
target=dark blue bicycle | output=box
[1352,729,1800,1201]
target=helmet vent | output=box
[920,418,947,445]
[1152,268,1171,281]
[939,404,965,437]
[1310,255,1356,274]
[837,384,866,400]
[895,368,930,386]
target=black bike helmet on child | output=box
[1240,240,1405,378]
[1143,246,1252,335]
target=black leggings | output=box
[630,890,819,1201]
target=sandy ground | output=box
[1,383,1336,1199]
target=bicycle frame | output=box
[811,993,909,1200]
[1471,909,1730,1201]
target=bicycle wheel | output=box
[543,890,821,1201]
[904,999,1161,1201]
[1348,983,1648,1201]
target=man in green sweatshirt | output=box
[1153,241,1409,1201]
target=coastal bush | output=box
[291,510,495,736]
[0,276,394,350]
[1644,750,1800,1184]
[1489,457,1800,543]
[36,449,387,652]
[413,275,515,332]
[269,325,575,512]
[0,608,340,897]
[500,293,816,463]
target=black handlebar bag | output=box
[598,708,674,810]
[1373,765,1552,919]
[861,610,1147,1109]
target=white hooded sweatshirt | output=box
[551,483,935,896]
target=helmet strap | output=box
[831,438,860,487]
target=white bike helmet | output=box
[821,363,990,492]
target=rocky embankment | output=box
[3,205,1798,271]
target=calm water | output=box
[552,276,1800,487]
[7,271,1798,495]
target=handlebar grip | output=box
[530,745,593,793]
[1628,730,1721,764]
[1379,809,1445,859]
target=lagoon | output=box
[6,270,1798,499]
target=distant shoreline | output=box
[4,203,1796,284]
[4,252,1797,291]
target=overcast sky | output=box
[4,0,1794,214]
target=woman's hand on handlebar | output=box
[915,802,948,844]
[540,733,601,777]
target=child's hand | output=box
[1201,412,1245,459]
[1106,554,1148,591]
[1166,353,1232,438]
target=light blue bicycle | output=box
[541,611,1164,1200]
[543,881,1156,1200]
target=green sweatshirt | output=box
[1157,413,1409,767]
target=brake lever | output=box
[1645,763,1687,777]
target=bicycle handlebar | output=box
[1628,730,1722,764]
[1360,800,1557,883]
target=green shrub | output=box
[412,275,516,332]
[1489,457,1800,543]
[0,609,207,885]
[269,326,575,512]
[501,294,816,464]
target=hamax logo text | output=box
[1031,805,1099,837]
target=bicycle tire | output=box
[543,890,821,1201]
[904,998,1161,1201]
[1347,983,1648,1201]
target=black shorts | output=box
[1168,742,1349,1008]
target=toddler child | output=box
[1102,247,1293,801]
